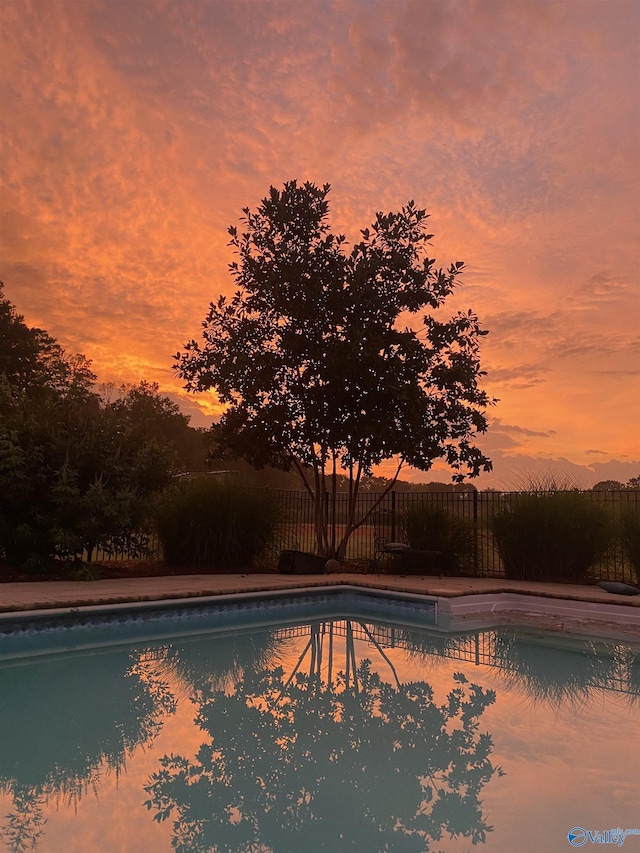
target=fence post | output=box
[473,490,479,574]
[324,491,329,552]
[391,490,396,541]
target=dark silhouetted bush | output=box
[403,503,475,574]
[155,478,279,570]
[620,504,640,581]
[491,491,611,583]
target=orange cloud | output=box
[1,0,638,483]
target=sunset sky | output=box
[1,0,638,488]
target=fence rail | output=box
[92,489,639,584]
[261,488,639,583]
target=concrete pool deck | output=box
[1,573,639,639]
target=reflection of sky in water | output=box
[1,614,639,853]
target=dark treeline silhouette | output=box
[205,457,479,493]
[0,283,211,571]
[0,281,478,573]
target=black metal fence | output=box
[262,488,639,583]
[92,489,639,584]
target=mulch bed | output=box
[0,557,372,583]
[0,560,280,583]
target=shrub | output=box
[403,503,475,574]
[620,504,640,581]
[491,491,611,583]
[155,478,279,570]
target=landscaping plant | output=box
[403,502,475,574]
[175,181,494,559]
[620,503,640,581]
[491,490,611,583]
[155,478,279,570]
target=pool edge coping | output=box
[2,573,640,612]
[1,582,638,642]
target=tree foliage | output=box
[0,284,195,569]
[592,477,640,491]
[176,181,494,557]
[592,480,625,492]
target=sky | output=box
[1,0,639,489]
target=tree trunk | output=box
[293,454,404,560]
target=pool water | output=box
[1,593,639,852]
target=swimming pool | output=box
[1,590,639,852]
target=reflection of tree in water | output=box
[144,620,504,853]
[0,648,175,852]
[627,647,640,702]
[3,614,636,853]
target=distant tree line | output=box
[592,478,640,491]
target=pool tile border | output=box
[1,574,638,641]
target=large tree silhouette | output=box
[176,181,494,557]
[144,659,503,852]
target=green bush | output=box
[403,503,475,574]
[620,504,640,581]
[155,478,279,570]
[491,491,611,583]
